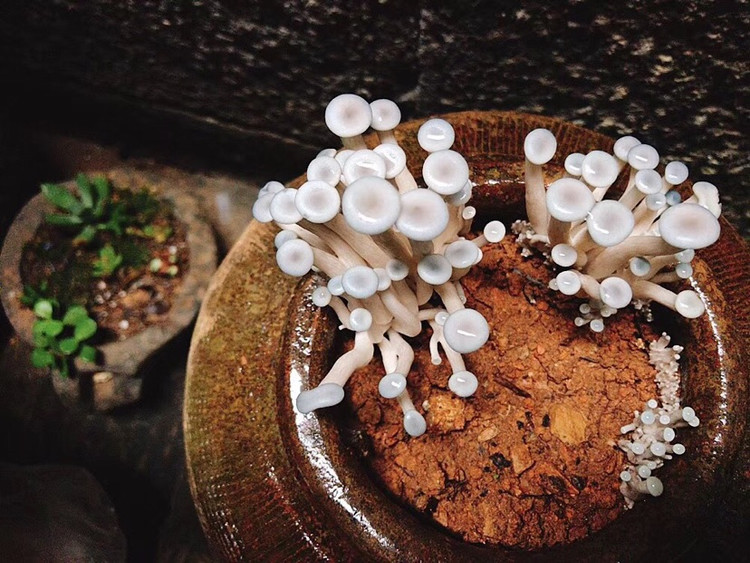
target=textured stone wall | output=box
[1,0,748,233]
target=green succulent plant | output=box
[24,288,98,378]
[92,244,123,277]
[42,174,132,245]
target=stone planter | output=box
[1,166,217,411]
[184,112,750,561]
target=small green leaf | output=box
[92,244,123,277]
[31,348,55,368]
[34,300,53,319]
[33,333,50,348]
[35,319,64,337]
[74,224,97,245]
[41,183,83,214]
[78,345,97,363]
[59,337,79,355]
[45,213,84,227]
[76,174,94,208]
[74,318,97,341]
[92,177,110,217]
[62,305,89,326]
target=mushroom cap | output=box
[442,308,490,353]
[373,143,407,179]
[635,169,663,195]
[374,268,392,291]
[378,372,407,399]
[325,93,372,138]
[327,276,344,296]
[658,203,720,249]
[665,190,682,206]
[295,180,341,223]
[349,307,373,332]
[342,266,380,299]
[613,136,641,161]
[448,181,473,206]
[546,178,596,221]
[581,150,620,188]
[335,149,354,168]
[252,193,274,223]
[270,188,303,225]
[462,206,476,220]
[483,220,506,242]
[342,149,387,184]
[386,259,409,281]
[311,286,332,307]
[675,248,695,262]
[555,271,582,295]
[600,277,633,309]
[564,152,585,176]
[274,229,298,249]
[637,465,652,478]
[551,243,578,267]
[307,156,342,186]
[448,370,478,397]
[692,181,722,217]
[422,150,470,195]
[369,99,401,131]
[645,476,664,497]
[296,383,345,414]
[316,148,337,159]
[674,290,705,318]
[524,128,557,165]
[646,193,667,211]
[259,180,285,197]
[665,161,689,185]
[417,118,455,152]
[675,262,693,279]
[673,443,686,455]
[417,254,453,285]
[276,239,314,277]
[627,144,660,170]
[629,256,651,277]
[445,239,480,268]
[396,188,450,241]
[403,410,427,437]
[342,176,401,234]
[587,200,635,247]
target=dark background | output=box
[0,0,747,561]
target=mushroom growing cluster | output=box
[518,129,722,331]
[617,333,699,507]
[253,94,504,436]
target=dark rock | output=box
[0,462,126,561]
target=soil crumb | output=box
[344,236,660,549]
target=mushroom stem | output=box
[380,289,421,337]
[524,159,549,236]
[378,335,398,373]
[435,282,465,313]
[328,296,352,328]
[319,331,374,387]
[585,237,679,280]
[631,280,677,311]
[388,329,415,375]
[548,217,572,247]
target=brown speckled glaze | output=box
[0,167,217,410]
[184,112,749,561]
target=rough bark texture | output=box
[1,1,748,237]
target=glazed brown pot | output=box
[184,112,750,561]
[1,166,217,411]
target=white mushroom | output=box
[342,177,401,235]
[417,118,455,152]
[422,150,470,195]
[324,93,372,150]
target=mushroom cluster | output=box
[253,94,504,436]
[519,128,722,331]
[617,334,698,507]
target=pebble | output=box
[96,281,107,290]
[118,320,130,330]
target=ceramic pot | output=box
[1,166,217,410]
[184,112,749,561]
